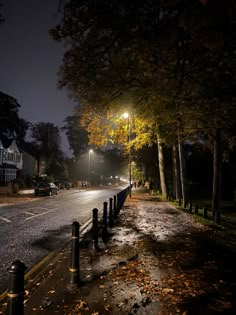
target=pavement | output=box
[0,189,236,314]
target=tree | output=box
[0,2,4,25]
[51,0,236,219]
[62,111,89,160]
[30,122,63,169]
[0,91,29,146]
[46,160,69,181]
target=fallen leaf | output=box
[104,304,112,311]
[48,290,56,294]
[162,288,174,294]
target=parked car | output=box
[34,182,59,196]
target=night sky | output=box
[0,0,75,154]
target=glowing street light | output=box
[123,112,132,197]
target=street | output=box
[0,186,125,293]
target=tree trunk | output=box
[156,131,167,198]
[212,128,222,224]
[178,132,187,206]
[37,159,40,174]
[172,143,181,200]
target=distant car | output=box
[34,182,59,196]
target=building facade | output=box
[0,139,23,182]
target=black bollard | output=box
[178,198,181,207]
[92,208,99,250]
[120,191,124,209]
[102,202,108,240]
[109,198,113,227]
[195,204,199,215]
[117,192,121,213]
[214,211,221,224]
[68,221,80,290]
[113,195,117,219]
[189,202,192,213]
[184,200,188,209]
[203,207,208,218]
[7,260,26,315]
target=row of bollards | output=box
[167,194,210,220]
[4,186,130,315]
[68,187,130,290]
[186,201,209,218]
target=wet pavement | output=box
[1,191,236,314]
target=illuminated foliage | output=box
[52,1,236,213]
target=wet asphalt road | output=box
[0,186,125,293]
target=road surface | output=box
[0,186,126,293]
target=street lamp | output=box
[123,112,132,197]
[88,149,93,186]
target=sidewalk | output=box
[2,191,236,314]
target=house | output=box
[0,139,23,182]
[0,138,50,185]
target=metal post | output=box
[117,192,121,213]
[109,197,113,227]
[127,115,132,198]
[88,149,93,186]
[203,207,208,218]
[7,260,26,315]
[113,195,117,219]
[189,202,192,213]
[92,208,99,250]
[195,204,199,215]
[68,221,80,290]
[178,198,181,207]
[102,202,108,240]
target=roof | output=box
[0,139,20,152]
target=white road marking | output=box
[0,216,12,223]
[23,211,36,216]
[25,207,58,221]
[26,207,52,212]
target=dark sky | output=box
[0,0,75,154]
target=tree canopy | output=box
[0,2,4,25]
[62,111,89,159]
[30,122,63,161]
[51,0,236,138]
[51,0,236,218]
[0,91,29,146]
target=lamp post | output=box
[123,113,132,197]
[88,149,93,186]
